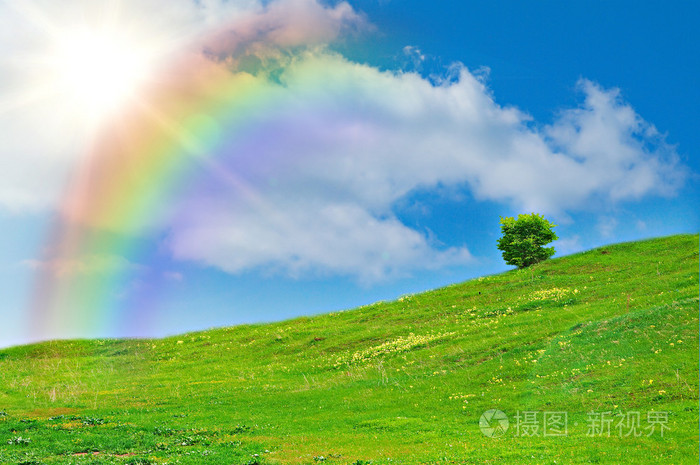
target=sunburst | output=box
[2,0,187,127]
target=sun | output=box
[4,1,203,132]
[49,27,152,118]
[6,0,185,126]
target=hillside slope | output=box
[1,234,698,464]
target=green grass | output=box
[0,234,697,464]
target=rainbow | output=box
[29,40,331,341]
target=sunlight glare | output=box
[51,27,151,117]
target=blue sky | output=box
[0,0,697,348]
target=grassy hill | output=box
[0,234,698,464]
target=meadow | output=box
[0,234,698,464]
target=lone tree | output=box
[497,213,557,269]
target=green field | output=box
[1,234,698,464]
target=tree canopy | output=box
[497,213,557,268]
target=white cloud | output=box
[597,216,619,238]
[163,271,184,282]
[202,0,364,59]
[553,235,583,256]
[545,79,685,204]
[401,45,425,72]
[159,52,685,280]
[168,199,471,282]
[0,0,689,281]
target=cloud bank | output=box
[0,0,687,281]
[163,50,685,280]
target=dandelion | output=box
[528,287,574,301]
[334,331,454,367]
